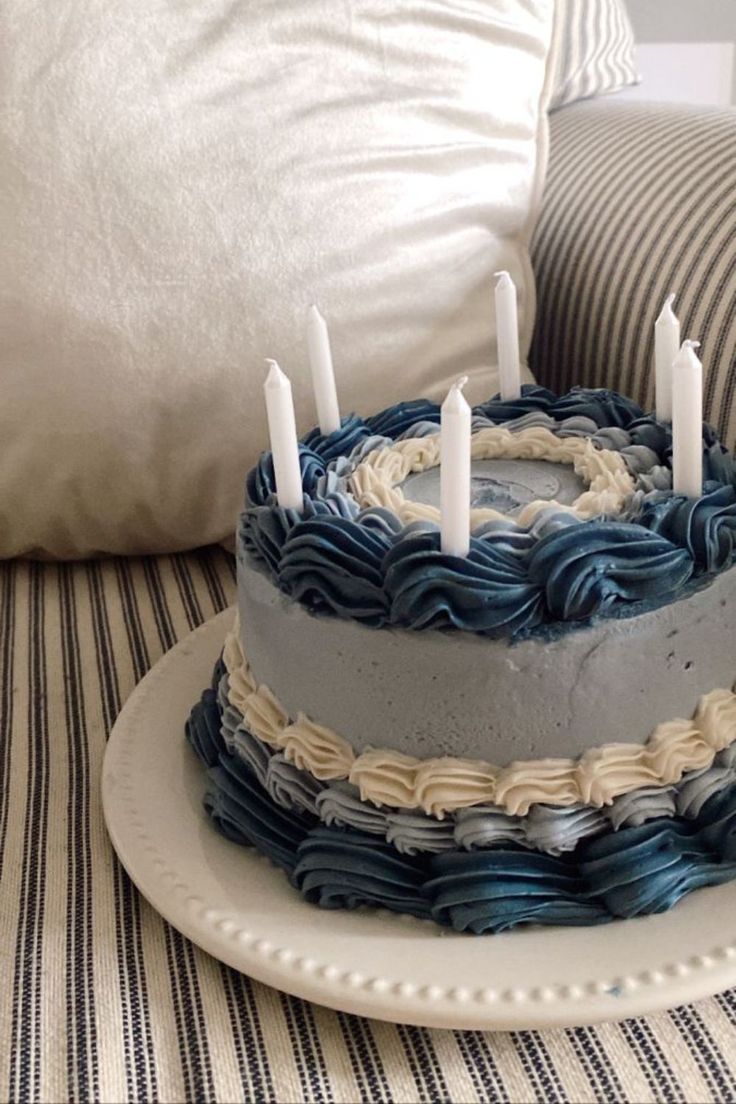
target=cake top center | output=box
[402,458,587,518]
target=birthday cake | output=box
[186,384,736,933]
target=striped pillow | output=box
[550,0,639,110]
[531,98,736,448]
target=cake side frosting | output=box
[238,548,736,763]
[222,621,736,815]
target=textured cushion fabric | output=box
[549,0,639,109]
[4,549,736,1101]
[531,98,736,447]
[0,0,558,560]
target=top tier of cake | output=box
[234,386,736,787]
[243,385,736,641]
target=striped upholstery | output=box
[532,98,736,448]
[549,0,639,110]
[4,548,736,1102]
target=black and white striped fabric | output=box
[549,0,639,110]
[532,97,736,449]
[4,548,736,1103]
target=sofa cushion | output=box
[0,0,557,558]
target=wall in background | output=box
[626,0,735,43]
[624,0,736,105]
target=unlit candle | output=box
[440,376,471,558]
[494,271,521,402]
[263,359,304,511]
[671,340,703,499]
[655,293,680,422]
[307,305,341,435]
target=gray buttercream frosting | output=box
[216,672,230,712]
[631,467,673,494]
[385,811,457,855]
[554,416,600,437]
[315,781,388,835]
[619,444,662,474]
[591,426,631,451]
[229,724,272,788]
[453,806,526,849]
[523,804,606,855]
[396,421,441,440]
[238,549,736,765]
[220,703,243,755]
[346,434,395,463]
[676,766,736,819]
[716,745,736,769]
[603,786,677,830]
[265,753,323,816]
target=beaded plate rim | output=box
[102,608,736,1030]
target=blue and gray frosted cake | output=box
[186,385,736,933]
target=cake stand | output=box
[101,608,736,1030]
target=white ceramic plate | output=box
[102,608,736,1030]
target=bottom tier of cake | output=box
[185,655,736,935]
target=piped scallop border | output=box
[348,426,636,527]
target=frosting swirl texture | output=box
[384,531,545,635]
[279,516,392,625]
[638,484,736,573]
[526,522,694,621]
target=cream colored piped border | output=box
[348,426,636,528]
[223,623,736,818]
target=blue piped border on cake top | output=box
[242,386,736,638]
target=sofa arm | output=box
[530,98,736,446]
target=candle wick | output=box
[683,339,701,351]
[666,292,677,308]
[454,375,469,393]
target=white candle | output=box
[263,359,304,511]
[494,271,521,402]
[440,376,471,558]
[671,340,703,498]
[307,305,341,435]
[655,292,680,422]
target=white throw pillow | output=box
[0,0,556,558]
